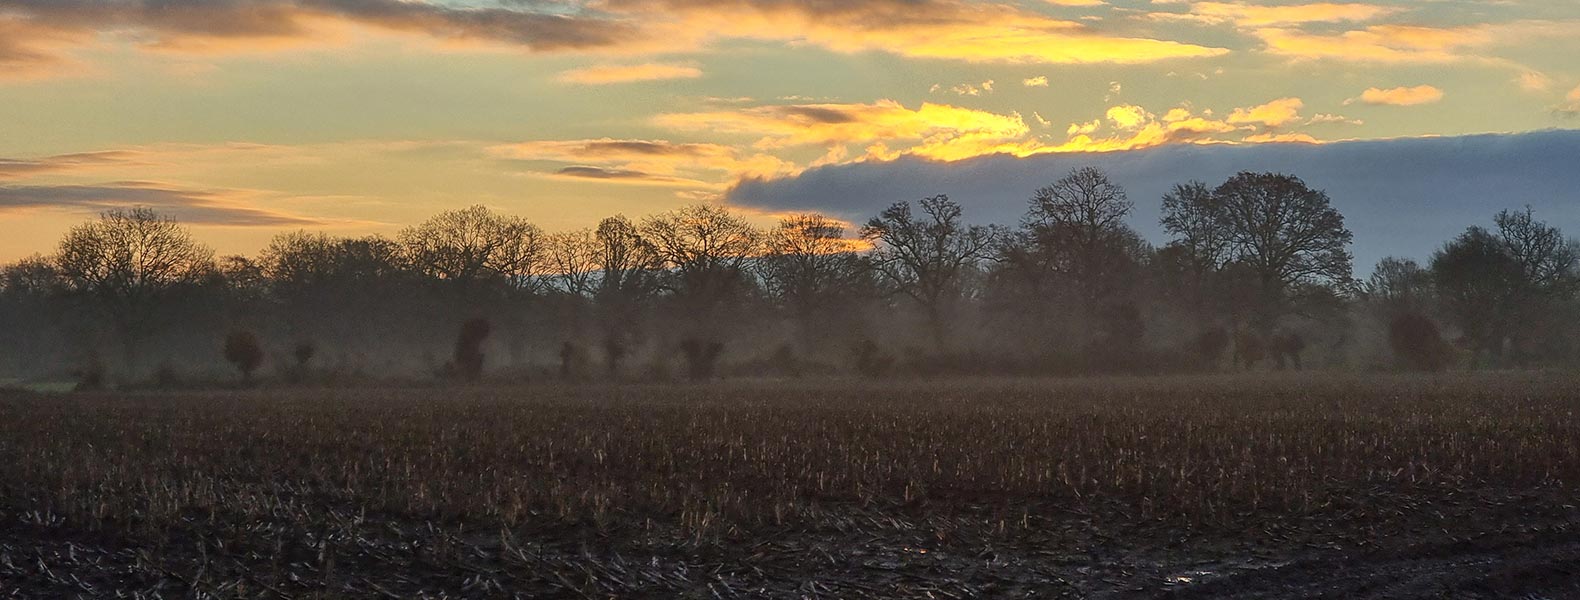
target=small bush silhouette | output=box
[293,342,316,369]
[223,330,265,382]
[454,318,492,380]
[679,338,724,381]
[559,341,590,381]
[1194,327,1230,369]
[1389,313,1454,371]
[1233,330,1266,370]
[603,335,627,379]
[852,340,894,378]
[1270,332,1306,370]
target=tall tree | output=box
[55,207,214,372]
[861,195,996,350]
[640,204,761,337]
[1014,167,1148,319]
[1432,208,1580,365]
[760,213,869,348]
[1195,172,1353,329]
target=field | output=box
[4,374,1580,598]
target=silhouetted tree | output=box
[760,213,868,348]
[56,207,214,373]
[400,205,544,293]
[1366,257,1434,316]
[1432,208,1579,365]
[862,195,996,351]
[454,318,491,380]
[223,330,265,382]
[641,204,760,332]
[1021,167,1144,306]
[1167,173,1352,330]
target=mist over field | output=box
[6,0,1580,596]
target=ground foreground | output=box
[3,374,1580,598]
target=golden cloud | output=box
[1353,85,1444,106]
[0,0,1231,81]
[491,138,795,185]
[1226,97,1304,127]
[557,63,702,84]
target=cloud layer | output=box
[728,129,1580,274]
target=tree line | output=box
[1,167,1575,386]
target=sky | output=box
[1,0,1578,264]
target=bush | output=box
[454,318,492,380]
[603,335,627,379]
[852,340,894,378]
[1194,327,1230,369]
[223,330,265,382]
[679,338,724,381]
[1389,313,1454,372]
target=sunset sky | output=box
[2,0,1578,262]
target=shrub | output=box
[1389,313,1454,372]
[559,341,590,381]
[293,342,316,369]
[1194,327,1230,369]
[603,335,627,379]
[679,338,724,381]
[223,330,265,382]
[454,318,492,380]
[852,340,894,378]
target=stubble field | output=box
[3,373,1580,598]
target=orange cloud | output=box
[557,63,702,84]
[1226,97,1305,127]
[655,100,1033,153]
[0,0,1231,81]
[1353,85,1444,106]
[1558,86,1580,116]
[491,138,795,185]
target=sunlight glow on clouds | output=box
[1352,85,1445,106]
[0,0,1577,259]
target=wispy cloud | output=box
[557,62,702,84]
[0,0,1232,81]
[1023,76,1049,87]
[0,151,140,179]
[0,181,322,226]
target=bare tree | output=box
[861,195,996,351]
[545,228,601,297]
[1366,257,1434,315]
[759,213,866,346]
[1432,208,1579,365]
[399,205,545,292]
[56,207,214,372]
[1023,167,1140,300]
[641,204,761,341]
